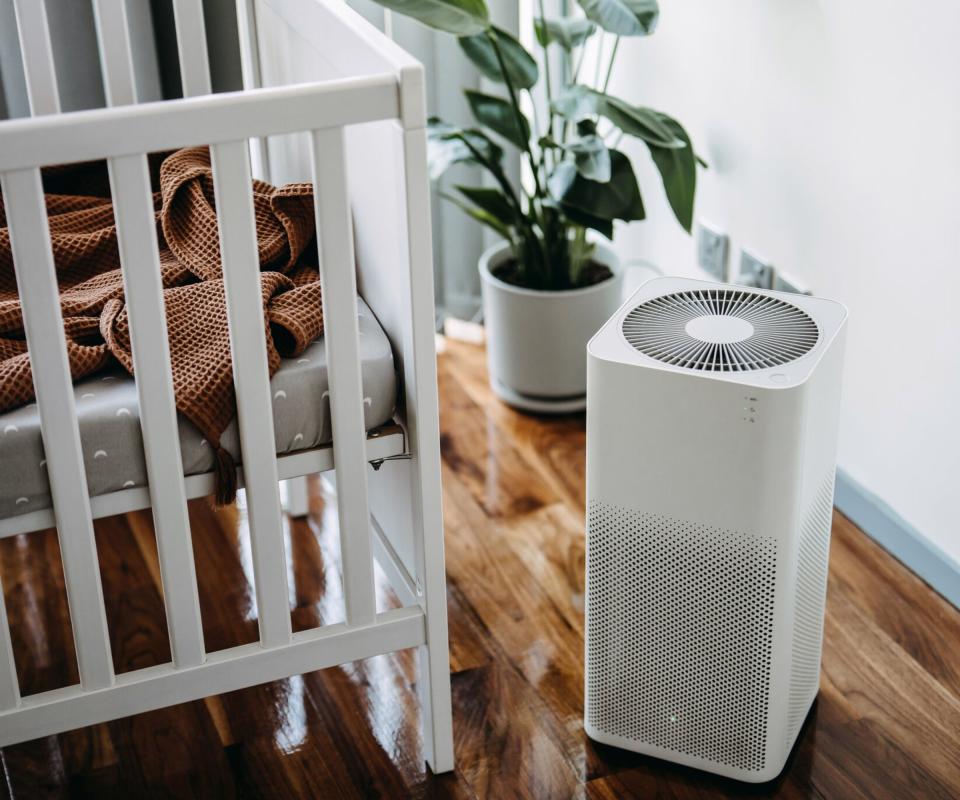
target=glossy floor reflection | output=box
[1,337,959,798]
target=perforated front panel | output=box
[586,502,778,773]
[785,472,835,748]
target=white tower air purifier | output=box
[584,277,847,783]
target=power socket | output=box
[696,222,729,281]
[739,250,774,289]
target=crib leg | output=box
[414,499,455,773]
[418,636,455,773]
[281,476,310,518]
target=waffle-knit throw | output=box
[0,147,323,505]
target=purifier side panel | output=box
[782,330,848,757]
[784,470,834,747]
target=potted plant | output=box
[371,0,701,411]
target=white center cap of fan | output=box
[685,315,754,344]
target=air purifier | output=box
[584,277,847,782]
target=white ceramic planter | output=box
[479,240,622,413]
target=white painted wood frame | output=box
[310,126,377,628]
[210,139,292,649]
[0,0,453,773]
[96,0,206,671]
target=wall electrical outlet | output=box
[696,222,729,281]
[739,250,774,289]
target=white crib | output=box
[0,0,453,773]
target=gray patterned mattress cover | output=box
[0,299,396,520]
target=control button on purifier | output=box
[770,373,788,384]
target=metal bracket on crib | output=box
[366,419,409,471]
[369,453,412,471]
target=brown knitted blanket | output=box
[0,147,324,504]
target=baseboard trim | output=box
[835,469,960,609]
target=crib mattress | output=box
[0,299,396,521]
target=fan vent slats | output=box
[622,289,819,372]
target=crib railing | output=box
[0,0,433,747]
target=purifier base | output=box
[583,720,790,785]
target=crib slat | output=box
[172,0,212,97]
[309,127,377,627]
[95,0,205,668]
[209,140,291,648]
[236,0,271,181]
[11,0,60,115]
[0,584,19,711]
[92,0,137,107]
[0,168,114,691]
[108,154,206,668]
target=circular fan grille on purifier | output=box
[621,289,819,372]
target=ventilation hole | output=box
[621,289,819,372]
[586,502,777,772]
[785,471,835,748]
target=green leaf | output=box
[576,0,658,36]
[426,118,503,180]
[440,192,512,239]
[458,27,538,89]
[454,185,516,228]
[465,90,530,149]
[370,0,490,35]
[538,135,562,150]
[558,202,614,239]
[568,228,599,280]
[552,85,684,148]
[603,96,683,148]
[564,134,611,182]
[648,114,697,232]
[551,84,601,118]
[549,149,644,222]
[534,17,597,50]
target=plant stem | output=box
[572,42,586,83]
[537,0,555,141]
[601,36,620,93]
[457,132,548,284]
[487,30,551,281]
[488,30,546,201]
[457,134,524,218]
[563,45,588,148]
[593,33,604,90]
[529,97,543,143]
[537,0,553,101]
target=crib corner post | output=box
[397,123,455,774]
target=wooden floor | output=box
[1,337,959,798]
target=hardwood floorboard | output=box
[452,663,581,799]
[0,529,77,696]
[0,336,958,798]
[828,514,960,697]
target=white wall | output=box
[605,1,960,563]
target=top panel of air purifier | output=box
[588,277,847,389]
